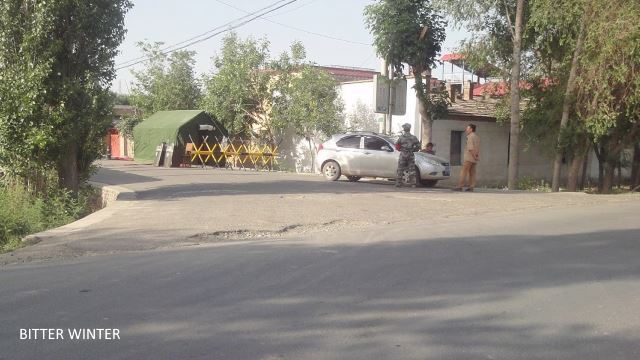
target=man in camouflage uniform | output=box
[395,123,421,187]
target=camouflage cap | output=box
[402,123,411,131]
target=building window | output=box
[450,131,464,166]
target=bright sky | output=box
[112,0,469,93]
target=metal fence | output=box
[187,135,278,170]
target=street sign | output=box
[374,74,390,113]
[373,75,407,115]
[391,78,407,115]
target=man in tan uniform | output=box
[453,124,480,192]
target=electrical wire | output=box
[214,0,372,46]
[265,0,322,18]
[115,0,299,70]
[117,0,292,68]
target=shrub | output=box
[0,183,44,251]
[0,181,99,252]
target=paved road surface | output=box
[1,161,639,359]
[2,160,635,265]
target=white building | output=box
[337,75,556,187]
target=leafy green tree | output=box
[130,42,202,115]
[457,37,511,80]
[112,92,131,105]
[272,66,344,172]
[575,0,640,193]
[347,101,378,132]
[201,34,344,164]
[0,0,131,192]
[364,0,447,146]
[526,0,590,192]
[435,0,528,190]
[200,33,271,138]
[526,0,640,193]
[115,117,143,140]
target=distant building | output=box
[336,75,557,186]
[106,105,137,160]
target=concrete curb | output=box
[89,181,137,207]
[21,182,136,245]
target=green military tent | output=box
[133,110,226,164]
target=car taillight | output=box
[317,143,324,152]
[395,143,401,151]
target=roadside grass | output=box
[517,176,552,192]
[0,182,101,253]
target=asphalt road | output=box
[1,162,639,359]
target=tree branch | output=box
[502,0,516,39]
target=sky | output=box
[111,0,469,94]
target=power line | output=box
[265,0,322,18]
[214,0,372,46]
[357,52,377,68]
[115,0,298,70]
[117,3,290,69]
[116,0,290,68]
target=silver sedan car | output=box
[316,132,451,186]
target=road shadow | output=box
[2,228,639,359]
[91,167,162,187]
[127,178,545,201]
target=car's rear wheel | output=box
[346,176,361,182]
[322,160,341,181]
[420,179,438,187]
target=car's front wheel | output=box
[322,160,341,181]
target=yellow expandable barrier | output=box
[188,138,278,170]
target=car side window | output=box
[364,136,390,151]
[336,136,361,149]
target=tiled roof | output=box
[317,66,378,83]
[448,98,499,119]
[441,53,465,62]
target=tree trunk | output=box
[594,144,605,191]
[418,98,432,146]
[617,161,622,189]
[58,142,80,193]
[601,160,615,194]
[413,67,432,146]
[567,154,584,192]
[421,69,432,146]
[579,146,590,190]
[552,21,586,192]
[308,138,316,173]
[632,143,640,191]
[567,136,590,191]
[507,0,525,190]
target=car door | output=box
[334,135,365,175]
[360,135,399,178]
